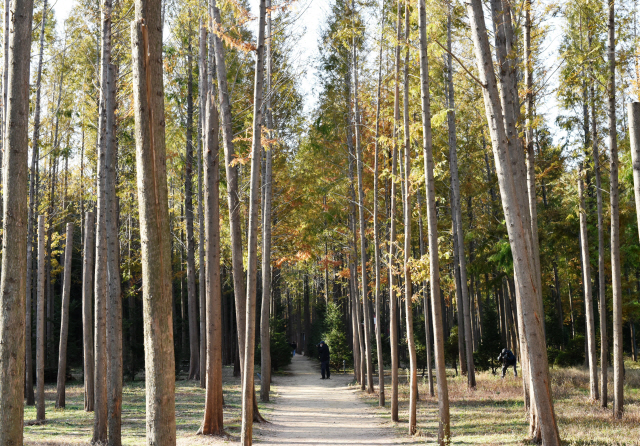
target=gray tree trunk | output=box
[608,0,623,419]
[198,91,223,436]
[56,223,74,408]
[36,216,46,423]
[0,1,34,439]
[467,0,560,443]
[419,1,449,442]
[197,22,207,389]
[83,212,96,411]
[578,172,599,401]
[260,0,273,404]
[131,0,177,442]
[417,190,434,396]
[185,28,199,381]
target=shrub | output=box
[322,301,352,370]
[256,318,292,372]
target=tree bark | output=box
[185,26,200,381]
[56,223,74,408]
[579,172,599,401]
[131,0,177,442]
[260,0,273,403]
[198,22,207,389]
[198,92,223,436]
[240,1,266,443]
[0,0,34,439]
[417,190,434,396]
[467,0,560,443]
[608,0,623,419]
[419,1,450,442]
[36,216,46,423]
[83,212,96,411]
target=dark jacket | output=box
[498,349,516,365]
[318,343,330,362]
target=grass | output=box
[357,359,640,445]
[23,365,255,445]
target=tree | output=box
[131,0,177,442]
[36,216,46,424]
[56,223,74,408]
[0,0,34,441]
[83,212,96,411]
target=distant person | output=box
[498,348,517,378]
[290,341,297,357]
[317,341,331,379]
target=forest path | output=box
[254,355,417,445]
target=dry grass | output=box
[358,359,640,445]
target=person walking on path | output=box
[318,341,331,379]
[498,348,517,378]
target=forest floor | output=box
[21,358,640,445]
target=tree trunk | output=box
[56,223,74,408]
[131,1,177,442]
[579,172,599,401]
[372,13,385,406]
[36,216,46,423]
[24,0,48,407]
[260,0,273,403]
[401,2,417,432]
[417,190,434,396]
[389,0,402,422]
[198,22,207,389]
[467,0,560,443]
[0,0,33,436]
[240,1,266,443]
[83,212,96,411]
[419,1,450,442]
[198,91,223,436]
[608,0,623,419]
[105,62,122,446]
[185,27,199,382]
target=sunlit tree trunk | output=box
[608,0,623,419]
[198,21,207,389]
[467,0,560,443]
[36,216,45,423]
[578,171,599,401]
[131,0,177,442]
[0,1,34,438]
[56,223,74,408]
[419,1,449,442]
[417,190,434,396]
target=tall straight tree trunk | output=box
[198,92,223,436]
[93,1,113,442]
[83,212,96,411]
[372,10,385,406]
[36,216,46,423]
[185,27,199,381]
[467,0,560,443]
[402,1,417,432]
[417,190,434,396]
[0,0,34,440]
[24,0,47,407]
[131,0,177,442]
[579,172,599,401]
[240,1,266,443]
[56,223,74,408]
[389,0,402,421]
[608,0,623,419]
[260,0,273,403]
[352,16,374,395]
[445,8,475,386]
[419,1,449,442]
[105,62,122,446]
[198,22,207,389]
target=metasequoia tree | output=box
[198,21,207,389]
[25,0,48,407]
[240,0,266,443]
[56,223,74,408]
[466,0,560,443]
[0,0,34,441]
[36,216,46,424]
[131,0,177,442]
[198,92,223,436]
[578,171,599,401]
[608,0,623,420]
[83,212,96,411]
[418,0,449,442]
[260,0,274,403]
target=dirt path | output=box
[254,355,417,445]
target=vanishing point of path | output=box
[255,355,419,445]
